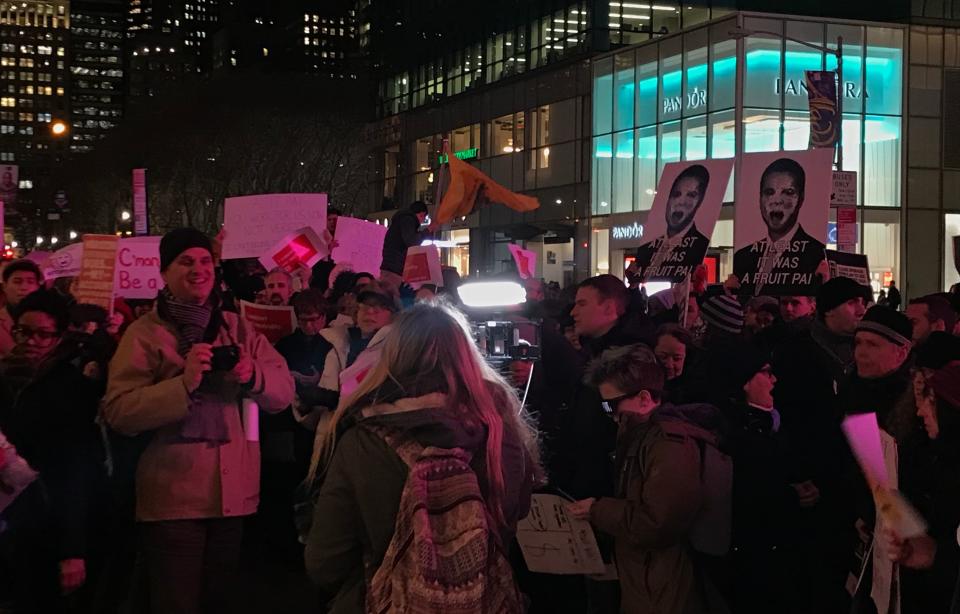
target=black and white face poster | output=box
[634,159,733,282]
[733,149,832,296]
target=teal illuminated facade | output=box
[590,13,906,291]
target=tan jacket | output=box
[102,308,294,522]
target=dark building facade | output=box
[70,0,124,153]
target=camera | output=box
[210,345,240,371]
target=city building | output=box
[0,0,72,220]
[126,0,220,100]
[363,0,960,299]
[69,0,124,153]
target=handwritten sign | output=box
[75,234,119,311]
[259,226,327,273]
[330,217,387,276]
[115,236,163,299]
[239,300,296,345]
[516,494,605,575]
[508,244,538,279]
[221,193,328,260]
[402,245,443,288]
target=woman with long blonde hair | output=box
[304,300,541,613]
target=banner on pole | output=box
[132,168,148,236]
[806,70,839,149]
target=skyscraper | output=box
[70,0,124,153]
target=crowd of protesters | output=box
[0,203,959,614]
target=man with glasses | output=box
[566,343,726,614]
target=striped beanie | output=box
[856,306,912,347]
[700,295,744,335]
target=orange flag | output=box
[434,151,539,224]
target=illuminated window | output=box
[0,97,14,107]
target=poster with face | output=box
[633,159,733,282]
[733,149,833,296]
[0,164,18,212]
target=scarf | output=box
[158,287,230,445]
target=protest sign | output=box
[402,245,443,288]
[330,217,387,276]
[115,236,163,299]
[733,148,832,296]
[836,206,857,252]
[221,193,327,260]
[508,243,538,279]
[826,250,870,286]
[842,413,889,486]
[516,494,605,575]
[339,344,382,399]
[239,301,296,345]
[25,249,51,269]
[259,226,327,274]
[75,235,119,311]
[634,159,733,282]
[42,243,82,279]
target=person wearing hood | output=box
[770,276,870,612]
[304,301,540,613]
[101,228,294,614]
[881,343,960,614]
[567,343,729,614]
[713,345,805,614]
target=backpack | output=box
[363,425,525,614]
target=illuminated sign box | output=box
[438,147,479,164]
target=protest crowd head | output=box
[158,227,215,305]
[780,295,816,322]
[2,259,42,308]
[654,324,692,381]
[264,268,294,306]
[854,306,913,379]
[906,294,956,344]
[816,277,870,335]
[586,343,664,418]
[12,288,68,364]
[572,274,628,339]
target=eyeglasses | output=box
[12,325,60,345]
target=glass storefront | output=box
[591,15,905,283]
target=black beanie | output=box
[159,228,213,271]
[857,306,913,347]
[816,277,871,316]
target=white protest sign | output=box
[222,193,328,260]
[115,236,163,299]
[42,243,83,279]
[516,494,605,575]
[508,243,538,279]
[841,413,889,487]
[339,344,382,398]
[402,245,443,289]
[330,217,387,276]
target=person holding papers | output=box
[380,201,429,292]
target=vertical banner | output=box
[806,70,839,149]
[75,234,119,311]
[836,206,858,252]
[132,168,148,236]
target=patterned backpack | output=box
[364,426,525,614]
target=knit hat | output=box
[816,277,871,316]
[856,306,913,347]
[700,295,744,334]
[916,331,960,370]
[159,228,213,271]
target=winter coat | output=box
[304,393,536,614]
[380,209,423,275]
[589,403,724,614]
[0,355,105,561]
[0,306,13,357]
[101,308,294,521]
[317,325,392,396]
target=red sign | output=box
[260,227,326,273]
[402,245,443,288]
[239,300,296,344]
[837,206,857,252]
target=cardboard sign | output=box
[634,159,734,282]
[133,168,149,236]
[43,243,83,279]
[75,235,119,311]
[826,250,870,286]
[402,245,443,288]
[115,236,163,299]
[221,193,328,260]
[836,206,857,252]
[259,226,328,274]
[733,149,833,296]
[508,243,538,279]
[517,494,605,575]
[239,300,296,345]
[330,217,387,276]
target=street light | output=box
[50,236,58,245]
[36,236,43,245]
[69,230,77,240]
[50,120,67,136]
[121,210,131,221]
[729,26,843,170]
